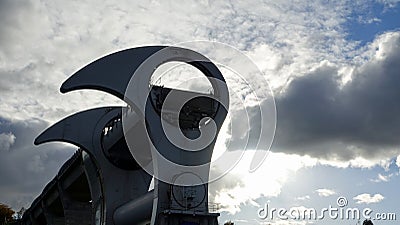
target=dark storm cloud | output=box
[0,117,74,209]
[273,32,400,160]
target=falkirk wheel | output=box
[21,46,229,225]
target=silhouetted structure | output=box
[363,219,374,225]
[22,46,228,225]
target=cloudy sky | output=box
[1,0,400,224]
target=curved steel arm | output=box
[60,46,165,99]
[34,107,121,154]
[60,46,227,104]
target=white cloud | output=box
[319,157,393,170]
[378,0,400,8]
[396,155,400,169]
[315,189,336,197]
[370,173,394,183]
[210,151,317,214]
[0,132,16,151]
[358,17,381,24]
[377,173,389,182]
[296,195,310,201]
[353,193,385,204]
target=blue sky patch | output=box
[345,2,400,44]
